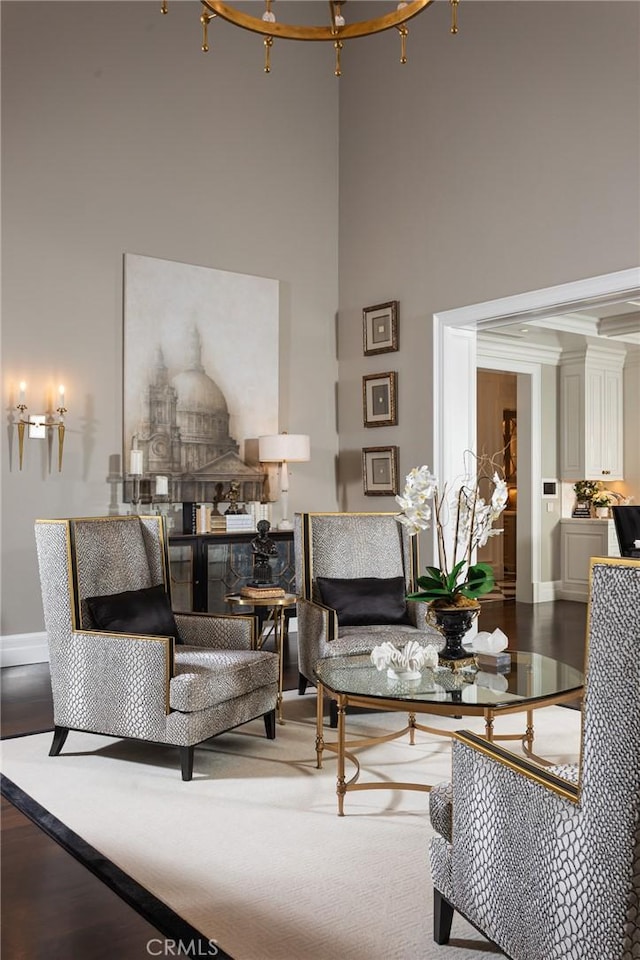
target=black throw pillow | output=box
[316,576,412,627]
[85,584,182,643]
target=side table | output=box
[224,593,297,724]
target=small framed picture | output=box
[362,371,397,428]
[363,301,399,356]
[363,446,399,496]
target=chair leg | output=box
[298,672,308,695]
[264,708,276,740]
[433,888,454,944]
[49,725,70,757]
[180,745,194,781]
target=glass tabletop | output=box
[313,652,584,709]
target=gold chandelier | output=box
[160,1,459,77]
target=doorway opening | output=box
[476,370,517,600]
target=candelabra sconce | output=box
[129,474,142,515]
[152,475,173,527]
[16,382,67,472]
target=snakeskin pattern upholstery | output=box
[294,513,441,684]
[429,558,640,959]
[429,781,453,844]
[175,612,254,650]
[35,517,278,772]
[171,647,279,711]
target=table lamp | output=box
[258,433,310,530]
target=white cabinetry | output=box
[558,518,620,602]
[560,346,625,481]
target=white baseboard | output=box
[556,586,588,603]
[1,632,49,668]
[533,580,560,603]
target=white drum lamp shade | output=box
[258,433,310,530]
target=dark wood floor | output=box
[1,600,587,959]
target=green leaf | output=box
[416,575,445,591]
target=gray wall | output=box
[337,1,640,509]
[1,1,340,635]
[2,1,639,638]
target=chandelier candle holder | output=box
[371,640,439,681]
[16,382,67,472]
[160,0,459,77]
[129,439,144,514]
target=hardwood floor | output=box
[1,601,587,959]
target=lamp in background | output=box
[15,381,67,472]
[258,433,310,530]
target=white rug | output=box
[1,693,581,960]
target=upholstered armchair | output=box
[294,512,441,696]
[35,516,279,780]
[429,557,640,959]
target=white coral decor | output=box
[370,640,439,680]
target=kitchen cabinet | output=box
[560,346,624,481]
[558,518,620,602]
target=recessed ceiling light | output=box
[628,300,640,307]
[520,327,529,333]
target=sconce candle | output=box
[130,448,144,476]
[58,384,65,409]
[19,381,26,406]
[155,475,169,497]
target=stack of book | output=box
[226,515,255,532]
[240,584,286,600]
[475,651,511,673]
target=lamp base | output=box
[277,518,293,531]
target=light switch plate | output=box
[28,415,46,439]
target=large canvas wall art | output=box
[124,254,279,505]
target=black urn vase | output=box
[428,602,481,661]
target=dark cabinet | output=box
[168,531,295,614]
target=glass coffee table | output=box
[313,652,584,815]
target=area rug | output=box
[1,693,581,960]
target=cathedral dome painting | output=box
[170,328,238,470]
[135,325,264,504]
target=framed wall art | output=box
[362,371,397,427]
[363,301,398,356]
[363,445,399,496]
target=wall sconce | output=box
[258,432,310,530]
[16,381,67,472]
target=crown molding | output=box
[477,333,562,366]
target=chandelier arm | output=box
[264,35,273,73]
[200,6,216,53]
[201,0,434,41]
[450,0,459,35]
[334,39,343,78]
[397,24,408,64]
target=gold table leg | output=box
[337,696,346,817]
[315,682,325,769]
[273,606,285,725]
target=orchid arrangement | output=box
[395,453,508,605]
